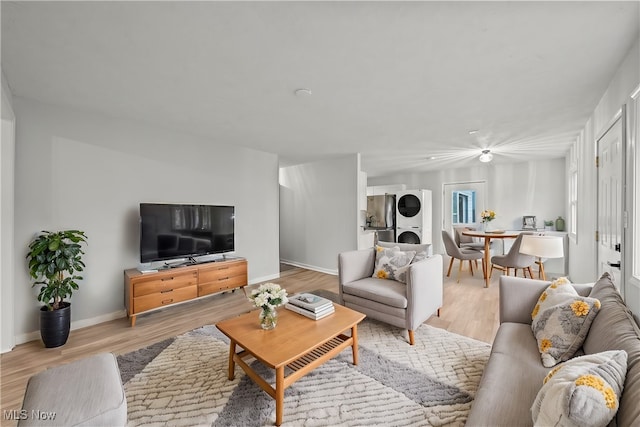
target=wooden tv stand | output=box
[124,257,247,327]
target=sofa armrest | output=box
[406,254,443,330]
[499,277,550,325]
[500,276,594,324]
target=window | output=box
[452,190,477,224]
[443,181,486,235]
[569,139,579,242]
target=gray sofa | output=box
[467,274,640,426]
[338,241,443,345]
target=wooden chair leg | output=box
[539,263,547,281]
[469,260,475,275]
[527,266,534,278]
[489,264,494,279]
[457,259,463,283]
[447,257,454,277]
[408,330,415,345]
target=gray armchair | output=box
[338,242,443,345]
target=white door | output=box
[443,181,487,233]
[597,111,624,293]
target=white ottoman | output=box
[19,353,127,426]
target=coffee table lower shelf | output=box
[229,333,356,425]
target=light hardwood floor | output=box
[0,258,500,419]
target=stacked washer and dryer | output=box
[396,190,432,247]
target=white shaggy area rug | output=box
[118,319,490,427]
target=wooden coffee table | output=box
[216,304,366,426]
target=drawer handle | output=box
[161,277,174,281]
[161,289,173,293]
[162,299,174,304]
[218,277,229,281]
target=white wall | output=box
[279,154,359,274]
[11,97,280,345]
[1,70,16,352]
[570,38,639,313]
[368,158,567,257]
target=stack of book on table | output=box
[285,293,335,320]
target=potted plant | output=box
[26,230,87,348]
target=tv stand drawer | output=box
[133,270,198,297]
[199,274,247,296]
[198,259,248,297]
[133,285,198,313]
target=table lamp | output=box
[519,235,564,280]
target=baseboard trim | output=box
[280,259,337,276]
[13,309,127,347]
[249,273,281,285]
[9,266,333,350]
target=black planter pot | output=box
[40,302,71,348]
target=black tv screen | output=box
[140,203,235,263]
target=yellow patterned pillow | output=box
[532,350,627,426]
[372,245,416,284]
[531,277,601,367]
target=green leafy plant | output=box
[26,230,87,311]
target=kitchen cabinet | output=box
[366,184,406,196]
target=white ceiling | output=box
[2,1,639,177]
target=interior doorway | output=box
[596,108,625,295]
[443,181,487,234]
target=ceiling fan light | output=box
[479,150,493,163]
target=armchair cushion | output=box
[342,277,408,309]
[372,245,416,283]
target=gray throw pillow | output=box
[531,350,627,427]
[531,277,601,367]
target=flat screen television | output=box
[139,203,235,263]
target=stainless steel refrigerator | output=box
[366,194,396,242]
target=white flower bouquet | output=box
[249,283,288,330]
[249,282,288,311]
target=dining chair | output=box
[489,233,535,278]
[442,230,485,283]
[453,225,496,251]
